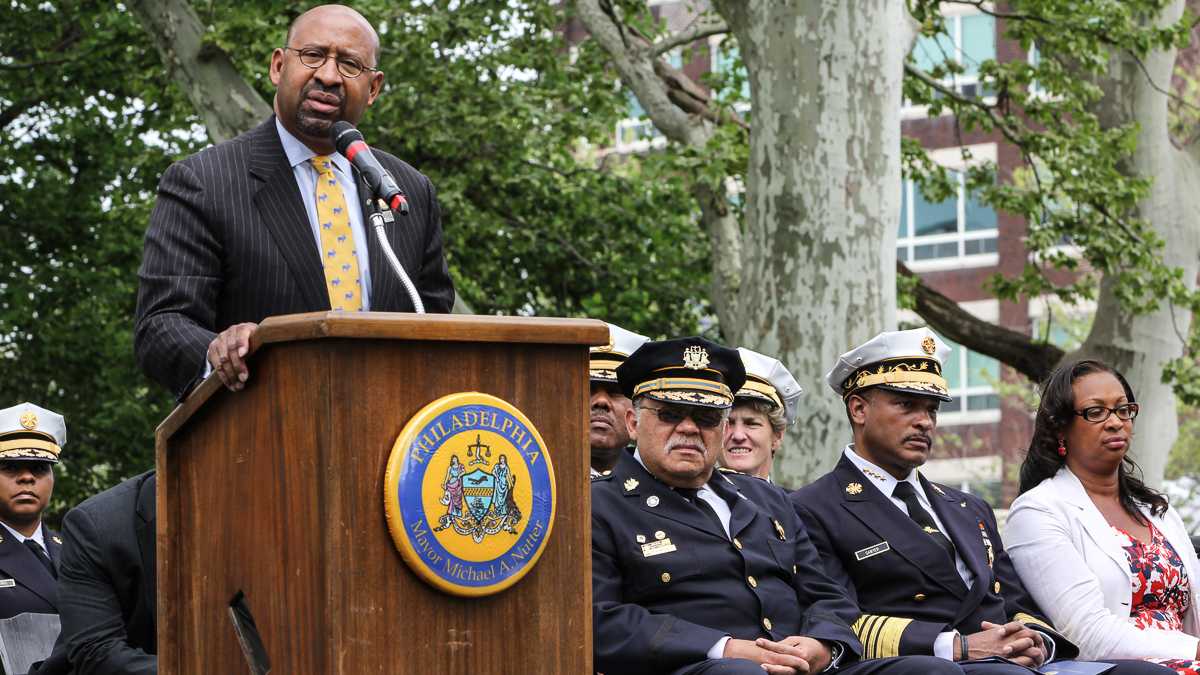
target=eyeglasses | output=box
[283,47,378,79]
[1073,403,1139,424]
[641,405,726,429]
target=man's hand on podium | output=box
[208,322,258,391]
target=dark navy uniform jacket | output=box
[790,454,1078,661]
[593,451,862,675]
[0,522,61,620]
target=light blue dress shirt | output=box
[274,118,373,309]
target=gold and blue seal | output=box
[384,392,557,597]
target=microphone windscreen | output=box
[330,121,363,154]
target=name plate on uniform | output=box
[854,541,890,561]
[384,392,557,597]
[641,539,677,557]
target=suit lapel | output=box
[614,454,727,540]
[41,523,61,569]
[0,527,56,608]
[248,117,330,312]
[710,472,756,538]
[923,475,991,622]
[354,171,396,311]
[355,169,422,312]
[835,457,967,597]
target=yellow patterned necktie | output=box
[311,155,363,311]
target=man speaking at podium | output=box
[134,4,455,400]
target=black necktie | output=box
[24,539,56,579]
[676,487,726,535]
[892,482,956,563]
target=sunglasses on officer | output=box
[640,403,727,429]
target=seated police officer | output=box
[592,336,960,675]
[0,403,65,621]
[589,322,649,478]
[790,328,1173,675]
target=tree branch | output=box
[900,262,1065,382]
[650,17,729,58]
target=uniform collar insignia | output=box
[845,482,864,495]
[623,478,639,492]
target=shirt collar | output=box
[0,520,44,547]
[275,117,352,176]
[844,445,920,498]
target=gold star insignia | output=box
[845,482,864,495]
[623,478,639,492]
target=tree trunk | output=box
[127,0,269,142]
[710,1,914,485]
[1077,0,1197,487]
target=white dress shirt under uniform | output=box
[1006,466,1200,661]
[0,520,47,552]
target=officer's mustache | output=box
[903,433,932,447]
[664,434,707,454]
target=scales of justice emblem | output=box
[435,433,523,543]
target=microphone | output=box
[330,121,409,215]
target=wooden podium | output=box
[154,312,607,674]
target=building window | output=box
[897,171,998,268]
[906,10,996,114]
[938,332,1001,424]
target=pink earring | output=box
[1057,438,1067,456]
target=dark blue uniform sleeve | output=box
[592,509,728,674]
[786,507,864,660]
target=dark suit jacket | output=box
[31,471,156,675]
[134,117,455,398]
[0,522,61,619]
[790,455,1078,660]
[592,452,861,675]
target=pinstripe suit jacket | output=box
[134,117,455,398]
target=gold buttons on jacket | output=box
[994,581,1001,593]
[913,593,927,602]
[733,538,743,550]
[661,572,671,583]
[762,617,773,631]
[747,575,758,588]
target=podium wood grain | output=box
[156,313,606,674]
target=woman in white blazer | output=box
[1007,359,1200,672]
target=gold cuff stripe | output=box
[853,614,911,659]
[851,370,947,392]
[1013,612,1053,631]
[736,378,783,409]
[634,378,733,400]
[0,438,60,457]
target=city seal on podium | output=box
[384,392,557,597]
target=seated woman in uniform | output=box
[1006,359,1200,673]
